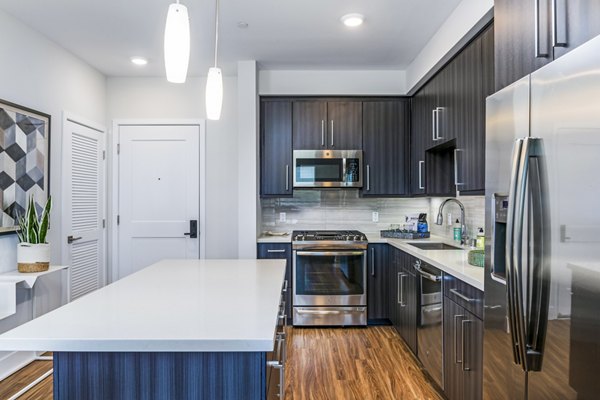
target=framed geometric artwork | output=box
[0,99,50,233]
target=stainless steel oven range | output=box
[292,230,368,326]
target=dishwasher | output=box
[414,258,443,389]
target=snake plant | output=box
[17,196,52,244]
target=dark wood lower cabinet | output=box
[388,248,417,354]
[443,297,483,400]
[367,244,389,322]
[257,243,292,325]
[54,351,269,400]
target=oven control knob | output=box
[345,235,351,241]
[354,235,361,241]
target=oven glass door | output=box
[294,250,366,306]
[295,158,344,184]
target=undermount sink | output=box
[407,242,463,251]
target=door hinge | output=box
[117,143,120,155]
[102,150,106,160]
[102,219,106,228]
[117,215,120,225]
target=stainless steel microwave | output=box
[293,150,363,188]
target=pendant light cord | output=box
[213,0,220,67]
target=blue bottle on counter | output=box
[417,213,428,233]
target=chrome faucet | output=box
[435,198,467,245]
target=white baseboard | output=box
[0,351,36,381]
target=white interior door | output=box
[117,125,200,279]
[63,118,106,300]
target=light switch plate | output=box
[279,212,286,222]
[372,212,379,222]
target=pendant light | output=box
[205,0,223,120]
[164,0,190,83]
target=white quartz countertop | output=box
[364,233,484,291]
[257,233,292,243]
[0,259,286,352]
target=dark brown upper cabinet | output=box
[362,100,410,197]
[495,0,600,91]
[454,25,494,195]
[410,23,494,197]
[292,100,362,150]
[260,100,293,197]
[292,101,328,150]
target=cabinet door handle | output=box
[436,107,443,140]
[454,314,465,363]
[267,249,286,253]
[400,274,406,307]
[321,120,325,147]
[450,288,476,303]
[371,248,375,276]
[552,0,567,47]
[432,109,437,141]
[534,0,550,57]
[366,165,371,191]
[285,164,289,191]
[454,149,464,188]
[397,272,402,305]
[462,319,472,371]
[418,160,425,190]
[330,120,334,147]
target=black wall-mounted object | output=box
[184,220,198,239]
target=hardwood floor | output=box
[284,326,442,400]
[0,359,53,399]
[0,327,441,400]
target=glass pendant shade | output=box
[164,3,190,83]
[206,67,223,120]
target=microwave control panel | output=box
[345,158,360,183]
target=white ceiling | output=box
[0,0,462,77]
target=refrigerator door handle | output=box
[506,138,525,367]
[524,139,550,372]
[513,137,531,372]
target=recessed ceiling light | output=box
[341,13,364,28]
[130,57,148,66]
[237,21,249,29]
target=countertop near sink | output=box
[364,233,484,291]
[256,233,484,291]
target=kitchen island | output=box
[0,259,287,400]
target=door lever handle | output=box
[67,235,82,244]
[184,220,198,238]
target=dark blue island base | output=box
[53,351,268,400]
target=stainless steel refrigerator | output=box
[484,35,600,399]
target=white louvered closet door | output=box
[63,119,105,300]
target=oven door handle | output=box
[295,307,366,315]
[414,265,442,282]
[295,251,365,257]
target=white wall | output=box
[259,69,407,95]
[405,0,494,91]
[0,9,107,265]
[237,61,259,258]
[106,76,239,259]
[0,7,106,378]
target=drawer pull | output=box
[450,288,476,303]
[267,249,286,253]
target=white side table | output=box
[0,265,69,399]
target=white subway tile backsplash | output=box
[261,191,486,240]
[261,190,429,234]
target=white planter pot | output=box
[17,243,50,273]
